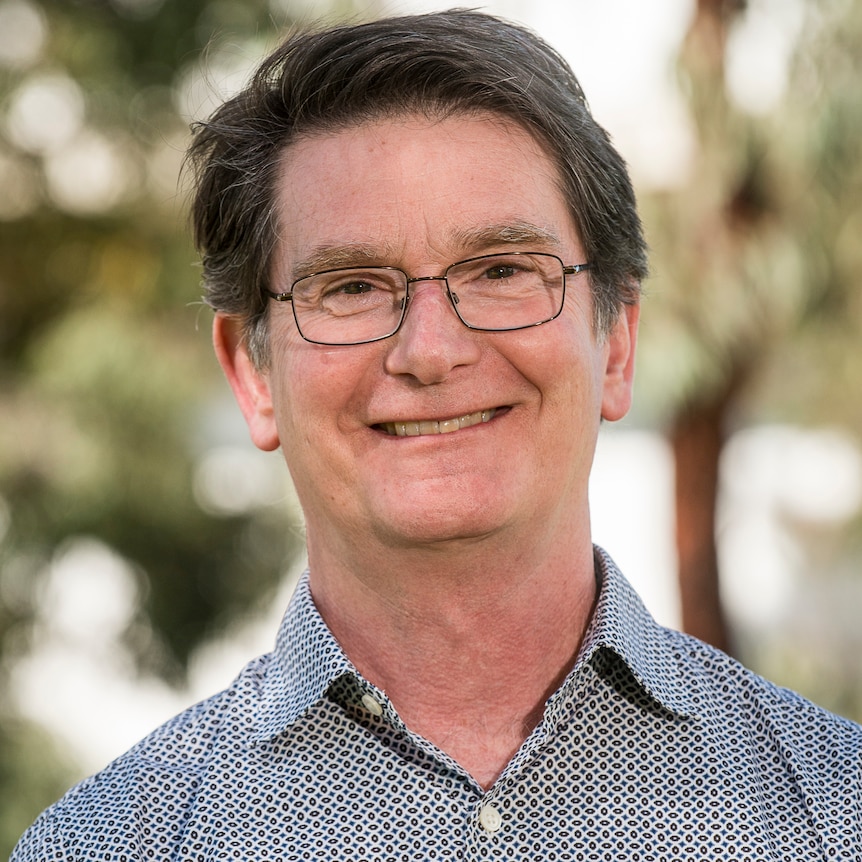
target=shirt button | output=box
[478,803,503,834]
[360,693,384,716]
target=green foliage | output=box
[1,0,310,838]
[639,0,862,430]
[0,717,78,860]
[0,0,310,661]
[751,0,862,429]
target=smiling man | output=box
[14,10,861,860]
[215,110,638,790]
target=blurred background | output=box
[1,0,861,851]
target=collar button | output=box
[360,693,384,716]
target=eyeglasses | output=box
[264,251,592,346]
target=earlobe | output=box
[600,301,640,422]
[212,314,281,452]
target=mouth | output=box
[376,407,499,437]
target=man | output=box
[14,10,861,860]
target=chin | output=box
[370,504,512,550]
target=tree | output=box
[641,0,862,655]
[0,0,316,851]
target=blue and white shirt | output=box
[13,548,862,860]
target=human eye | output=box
[313,269,401,317]
[321,277,378,297]
[482,262,520,280]
[469,254,539,283]
[456,255,538,294]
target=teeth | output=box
[383,408,496,437]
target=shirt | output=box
[13,547,862,861]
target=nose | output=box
[383,278,482,384]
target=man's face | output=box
[216,112,638,559]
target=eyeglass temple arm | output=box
[264,289,292,301]
[563,263,592,276]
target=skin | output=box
[214,112,639,788]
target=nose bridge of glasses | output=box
[405,273,448,287]
[403,273,460,310]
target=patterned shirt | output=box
[13,547,862,860]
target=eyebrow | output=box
[291,243,390,279]
[450,221,563,252]
[290,221,564,278]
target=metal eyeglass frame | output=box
[263,251,592,346]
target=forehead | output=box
[271,111,581,273]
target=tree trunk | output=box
[668,0,751,655]
[671,391,734,654]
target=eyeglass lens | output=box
[290,252,568,345]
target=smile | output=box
[379,408,498,437]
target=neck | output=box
[306,520,598,788]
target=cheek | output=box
[517,317,605,412]
[266,337,324,448]
[269,337,378,436]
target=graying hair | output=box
[187,9,647,366]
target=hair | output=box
[187,9,647,367]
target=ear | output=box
[600,300,640,422]
[212,313,281,452]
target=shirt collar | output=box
[253,570,357,741]
[578,546,699,719]
[255,547,698,741]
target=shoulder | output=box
[662,625,862,766]
[11,653,272,861]
[594,547,862,758]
